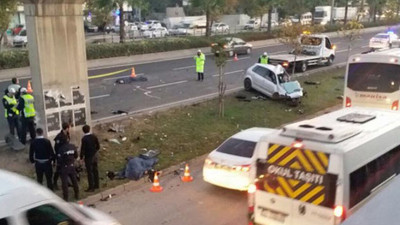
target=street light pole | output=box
[330,0,335,24]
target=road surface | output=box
[0,29,382,139]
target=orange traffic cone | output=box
[130,67,136,78]
[26,80,33,93]
[181,164,193,182]
[77,201,84,207]
[233,53,238,61]
[150,172,163,192]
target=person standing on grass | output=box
[80,125,100,192]
[59,139,79,201]
[194,49,205,81]
[53,122,70,190]
[29,128,55,190]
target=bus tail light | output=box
[248,184,257,213]
[345,97,352,107]
[392,100,399,110]
[291,139,304,149]
[334,205,346,221]
[234,165,251,172]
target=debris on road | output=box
[251,95,267,100]
[304,80,321,85]
[90,111,98,114]
[107,139,121,145]
[121,136,127,142]
[112,110,128,115]
[100,193,116,201]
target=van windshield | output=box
[347,63,400,93]
[256,144,338,208]
[314,11,326,18]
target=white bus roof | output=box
[260,107,400,154]
[350,48,400,62]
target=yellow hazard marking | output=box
[300,186,324,202]
[288,179,300,187]
[89,68,130,80]
[312,194,325,205]
[291,161,302,170]
[317,152,329,167]
[263,183,276,194]
[305,149,326,174]
[268,144,281,155]
[276,187,286,197]
[295,150,314,172]
[268,146,291,163]
[278,177,312,198]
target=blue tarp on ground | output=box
[119,156,158,180]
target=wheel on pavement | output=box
[290,98,300,107]
[325,55,334,66]
[272,92,280,100]
[246,48,252,54]
[296,62,307,72]
[244,79,252,91]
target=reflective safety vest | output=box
[259,56,269,64]
[21,94,36,118]
[194,53,205,73]
[3,95,19,118]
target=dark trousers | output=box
[7,116,20,138]
[85,157,99,189]
[53,165,61,187]
[61,165,79,201]
[35,161,53,190]
[197,72,204,80]
[21,117,36,144]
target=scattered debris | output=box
[90,111,98,115]
[108,139,121,145]
[112,110,128,115]
[304,81,321,85]
[121,137,127,142]
[251,95,267,100]
[174,169,180,176]
[100,193,116,201]
[285,108,292,112]
[337,96,344,100]
[87,204,96,208]
[235,95,247,99]
[297,109,305,114]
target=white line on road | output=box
[173,65,195,71]
[102,73,144,81]
[212,70,244,77]
[336,49,348,53]
[361,45,369,48]
[147,80,188,89]
[227,56,251,62]
[90,94,110,99]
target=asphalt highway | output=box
[0,29,384,139]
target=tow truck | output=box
[269,34,336,72]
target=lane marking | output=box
[89,68,130,79]
[102,73,144,81]
[270,50,288,55]
[212,70,244,77]
[136,86,161,99]
[147,80,188,89]
[336,49,348,53]
[90,94,110,99]
[173,65,195,71]
[361,45,369,48]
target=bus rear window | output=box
[256,144,337,208]
[347,63,400,93]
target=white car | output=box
[143,27,169,38]
[244,63,303,105]
[369,32,399,49]
[244,19,260,30]
[0,169,120,225]
[211,23,230,33]
[13,29,27,47]
[203,127,276,191]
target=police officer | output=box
[53,122,71,190]
[29,128,55,190]
[2,88,21,138]
[258,52,269,64]
[194,49,205,81]
[59,140,79,201]
[17,87,36,144]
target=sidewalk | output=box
[0,25,393,81]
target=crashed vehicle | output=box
[244,63,303,106]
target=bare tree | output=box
[340,20,363,61]
[213,39,228,117]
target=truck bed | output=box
[269,54,321,63]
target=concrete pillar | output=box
[23,0,90,140]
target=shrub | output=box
[0,50,29,69]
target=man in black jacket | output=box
[29,128,55,190]
[80,125,100,192]
[53,122,70,190]
[59,140,79,201]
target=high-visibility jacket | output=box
[194,53,205,73]
[3,95,19,118]
[259,56,269,64]
[21,94,36,118]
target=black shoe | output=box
[53,185,59,190]
[84,188,95,192]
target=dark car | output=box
[211,37,253,57]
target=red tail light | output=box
[233,165,251,172]
[334,205,346,221]
[345,97,352,107]
[392,100,399,110]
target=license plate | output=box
[260,208,287,223]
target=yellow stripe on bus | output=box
[276,187,287,197]
[278,177,294,197]
[312,194,325,205]
[263,183,276,194]
[268,146,291,164]
[293,183,312,198]
[288,179,300,187]
[305,149,326,174]
[300,186,324,202]
[295,149,314,172]
[317,152,329,167]
[268,144,281,155]
[290,161,302,170]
